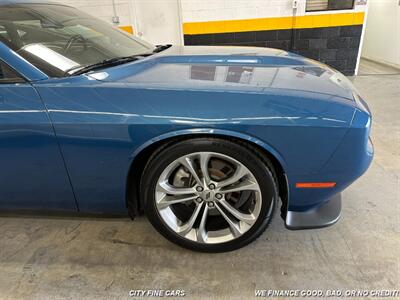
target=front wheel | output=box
[141,138,278,252]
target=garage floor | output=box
[0,59,399,300]
[358,58,400,76]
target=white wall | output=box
[180,0,293,22]
[54,0,183,44]
[361,0,400,68]
[56,0,296,29]
[132,0,183,44]
[180,0,367,23]
[53,0,134,26]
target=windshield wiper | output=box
[153,44,172,53]
[65,47,170,76]
[66,55,143,76]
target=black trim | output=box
[0,59,27,84]
[0,78,26,84]
[285,194,342,230]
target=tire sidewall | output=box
[142,138,278,252]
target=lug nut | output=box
[196,197,203,203]
[208,202,215,207]
[215,193,223,199]
[209,183,216,190]
[196,186,204,192]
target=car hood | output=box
[88,45,357,101]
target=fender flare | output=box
[130,128,288,172]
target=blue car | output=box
[0,1,373,252]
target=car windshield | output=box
[0,3,155,77]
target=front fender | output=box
[130,127,288,173]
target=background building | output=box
[54,0,382,76]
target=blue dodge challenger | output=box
[0,1,373,251]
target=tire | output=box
[141,138,278,252]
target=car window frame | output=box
[0,59,27,84]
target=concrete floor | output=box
[0,60,399,300]
[358,58,400,76]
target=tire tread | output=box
[141,137,279,252]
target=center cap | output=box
[200,189,215,202]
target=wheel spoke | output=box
[199,152,211,185]
[157,181,196,196]
[216,165,250,189]
[157,194,198,209]
[215,202,242,237]
[219,199,256,225]
[178,155,203,187]
[220,179,259,194]
[196,205,209,243]
[155,151,263,244]
[177,202,204,236]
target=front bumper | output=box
[285,193,341,230]
[284,110,373,229]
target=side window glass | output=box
[0,25,11,42]
[0,61,25,84]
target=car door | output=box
[0,60,77,211]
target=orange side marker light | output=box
[296,182,336,188]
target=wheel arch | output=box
[125,129,289,220]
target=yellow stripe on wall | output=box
[119,25,134,34]
[183,12,365,35]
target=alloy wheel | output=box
[155,152,262,244]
